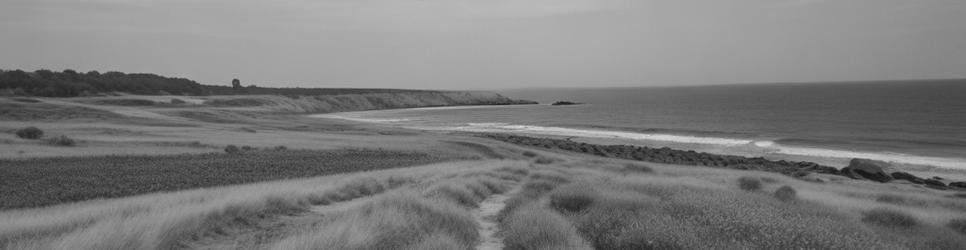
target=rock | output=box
[949,182,966,189]
[924,179,947,190]
[891,172,925,184]
[840,158,894,182]
[551,101,582,106]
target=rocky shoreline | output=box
[482,134,966,190]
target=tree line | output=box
[0,69,207,97]
[0,69,430,97]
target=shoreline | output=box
[311,109,966,170]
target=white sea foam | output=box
[445,123,754,146]
[310,114,411,123]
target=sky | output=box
[1,0,965,89]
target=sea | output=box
[313,80,966,170]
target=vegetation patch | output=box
[949,218,966,236]
[862,208,919,228]
[549,183,599,214]
[45,135,76,146]
[738,176,762,191]
[622,163,654,174]
[14,126,43,139]
[774,186,797,202]
[92,99,157,106]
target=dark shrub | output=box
[876,194,906,205]
[738,177,762,191]
[946,218,966,236]
[274,145,288,151]
[170,98,186,104]
[534,156,556,164]
[224,145,241,154]
[549,186,597,213]
[241,145,256,151]
[623,163,654,174]
[15,127,43,139]
[862,208,918,228]
[774,186,797,202]
[522,151,538,157]
[46,135,76,146]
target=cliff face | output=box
[202,91,535,113]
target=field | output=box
[0,149,457,210]
[3,96,966,249]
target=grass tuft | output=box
[15,127,43,139]
[947,218,966,236]
[549,184,598,214]
[862,208,918,228]
[737,176,762,191]
[622,163,654,174]
[503,204,592,250]
[45,135,75,146]
[773,186,797,202]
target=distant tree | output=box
[34,69,54,79]
[232,79,242,89]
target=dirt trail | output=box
[474,186,517,250]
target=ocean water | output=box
[314,80,966,169]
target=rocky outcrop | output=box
[482,134,840,177]
[950,182,966,189]
[891,172,925,184]
[924,179,948,190]
[551,101,582,106]
[841,159,893,182]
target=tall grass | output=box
[502,204,592,250]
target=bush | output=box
[15,127,44,139]
[737,177,762,191]
[535,156,556,164]
[862,208,918,228]
[241,145,256,151]
[224,145,241,154]
[549,185,598,214]
[948,218,966,236]
[774,186,796,202]
[522,151,538,157]
[170,98,186,104]
[273,145,288,151]
[45,135,75,146]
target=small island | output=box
[551,101,583,106]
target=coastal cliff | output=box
[202,91,536,113]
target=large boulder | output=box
[840,158,894,183]
[891,172,925,184]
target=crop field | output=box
[0,149,456,210]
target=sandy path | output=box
[474,187,517,250]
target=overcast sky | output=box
[1,0,964,89]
